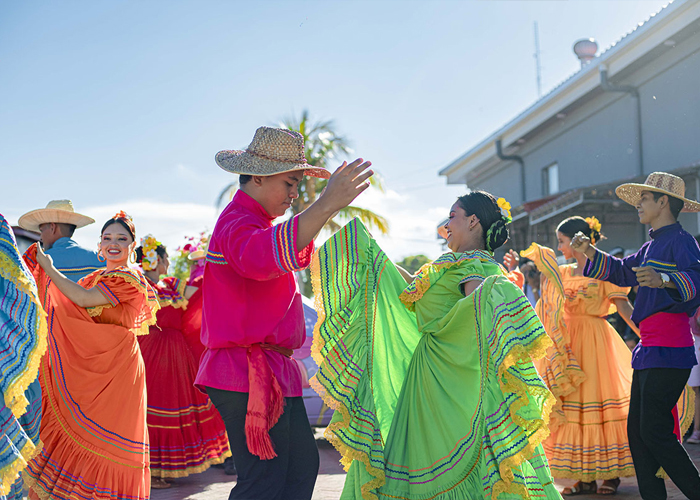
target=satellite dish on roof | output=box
[573,39,598,67]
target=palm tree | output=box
[216,110,389,233]
[215,110,389,296]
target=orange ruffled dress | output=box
[23,245,157,500]
[137,277,230,479]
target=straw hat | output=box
[215,126,331,179]
[18,200,95,232]
[616,172,700,212]
[188,250,206,261]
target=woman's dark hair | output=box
[455,191,509,252]
[556,216,602,243]
[239,174,252,185]
[100,218,135,242]
[653,192,684,219]
[134,244,167,265]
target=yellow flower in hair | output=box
[496,197,512,221]
[140,234,163,271]
[585,216,602,244]
[585,216,602,234]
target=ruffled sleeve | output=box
[82,267,159,336]
[155,276,189,309]
[399,250,500,310]
[521,243,586,429]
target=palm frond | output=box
[216,182,239,210]
[334,206,390,235]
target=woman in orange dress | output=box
[523,216,638,496]
[135,235,230,489]
[23,211,157,500]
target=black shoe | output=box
[224,456,237,476]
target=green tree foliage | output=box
[216,110,390,296]
[396,254,431,276]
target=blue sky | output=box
[0,0,670,260]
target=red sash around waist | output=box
[238,343,294,460]
[639,312,693,348]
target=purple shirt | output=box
[584,223,700,369]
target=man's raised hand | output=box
[320,159,374,212]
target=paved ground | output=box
[149,429,700,500]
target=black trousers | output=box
[628,368,700,500]
[206,388,320,500]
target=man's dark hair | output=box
[653,192,684,220]
[57,223,76,238]
[239,174,252,185]
[518,257,533,270]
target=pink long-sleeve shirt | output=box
[194,190,313,397]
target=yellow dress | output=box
[544,264,635,480]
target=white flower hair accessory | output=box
[139,234,162,271]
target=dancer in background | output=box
[523,216,637,495]
[24,211,156,500]
[18,200,104,282]
[0,215,47,500]
[135,235,230,488]
[311,191,562,500]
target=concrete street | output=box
[149,429,700,500]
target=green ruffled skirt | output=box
[311,220,562,500]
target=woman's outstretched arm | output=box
[35,244,110,308]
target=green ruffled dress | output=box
[310,220,562,500]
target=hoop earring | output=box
[129,252,136,264]
[97,251,106,263]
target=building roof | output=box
[440,0,700,185]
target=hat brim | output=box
[18,209,95,232]
[615,183,700,213]
[188,250,206,261]
[215,150,331,179]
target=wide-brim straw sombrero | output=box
[216,126,331,179]
[616,172,700,213]
[18,200,95,232]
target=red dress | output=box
[138,277,230,479]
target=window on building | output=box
[542,163,559,196]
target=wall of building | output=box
[469,28,700,207]
[639,43,700,173]
[466,161,523,203]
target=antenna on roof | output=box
[534,21,542,97]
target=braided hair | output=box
[456,191,510,252]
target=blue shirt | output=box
[584,223,700,370]
[45,237,105,282]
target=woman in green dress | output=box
[311,191,563,500]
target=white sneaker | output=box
[687,431,700,444]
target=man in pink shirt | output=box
[195,126,373,500]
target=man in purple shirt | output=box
[572,172,700,500]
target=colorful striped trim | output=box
[669,271,696,301]
[459,274,486,285]
[56,266,103,273]
[642,259,697,301]
[644,259,677,271]
[272,216,306,272]
[0,220,49,421]
[96,282,120,306]
[206,250,227,265]
[585,250,611,280]
[150,277,188,309]
[400,250,500,308]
